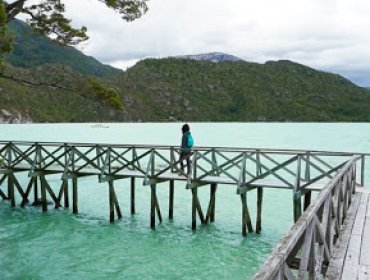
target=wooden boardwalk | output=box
[0,141,368,240]
[326,188,370,280]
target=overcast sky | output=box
[59,0,370,86]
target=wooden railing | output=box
[0,141,366,232]
[253,155,360,279]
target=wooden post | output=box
[256,187,263,233]
[109,180,115,223]
[361,154,365,186]
[131,177,135,214]
[63,179,69,208]
[241,193,253,236]
[8,174,15,207]
[72,177,78,214]
[34,176,39,204]
[305,152,311,181]
[210,183,217,222]
[192,188,197,230]
[150,184,156,229]
[40,176,47,212]
[304,190,312,210]
[113,185,122,220]
[293,155,302,222]
[169,180,174,220]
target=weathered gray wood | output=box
[326,194,361,279]
[154,189,162,223]
[112,182,122,220]
[358,265,370,280]
[241,193,253,236]
[41,176,61,208]
[360,213,370,266]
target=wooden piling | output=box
[72,177,78,214]
[192,188,197,230]
[256,187,263,233]
[241,193,253,236]
[34,176,39,204]
[131,177,135,214]
[63,179,69,208]
[109,180,115,223]
[304,190,312,210]
[361,154,365,186]
[40,176,47,212]
[169,180,174,220]
[210,183,217,222]
[8,174,15,207]
[150,184,156,229]
[113,184,122,220]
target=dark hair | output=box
[182,123,190,133]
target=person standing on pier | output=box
[179,124,194,177]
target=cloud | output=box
[57,0,370,85]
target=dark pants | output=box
[179,152,192,175]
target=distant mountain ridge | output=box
[176,52,243,62]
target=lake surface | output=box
[0,123,369,279]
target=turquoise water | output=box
[0,123,369,279]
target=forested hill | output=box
[3,19,120,77]
[107,58,370,121]
[1,19,370,123]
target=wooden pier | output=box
[0,141,366,240]
[253,155,369,279]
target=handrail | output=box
[253,155,361,279]
[0,140,368,156]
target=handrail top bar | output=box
[0,140,368,156]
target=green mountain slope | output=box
[1,19,370,122]
[2,19,120,77]
[107,58,370,121]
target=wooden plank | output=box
[358,265,370,280]
[352,197,367,235]
[325,194,361,279]
[360,215,370,266]
[342,262,359,280]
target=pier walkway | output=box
[325,188,370,279]
[253,155,370,279]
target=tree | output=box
[0,0,148,49]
